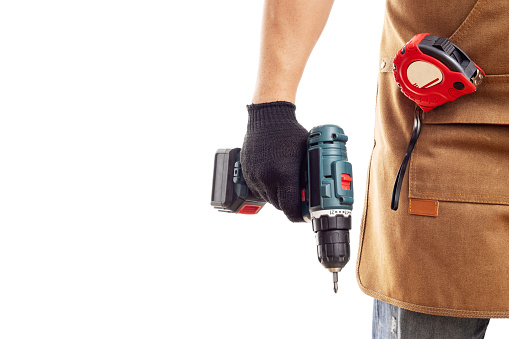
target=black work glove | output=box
[241,101,308,222]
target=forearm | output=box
[252,0,335,104]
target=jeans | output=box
[372,299,490,339]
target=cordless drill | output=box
[211,125,354,292]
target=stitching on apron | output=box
[358,284,509,318]
[483,74,509,83]
[484,79,509,83]
[450,0,490,44]
[356,141,376,291]
[426,120,509,124]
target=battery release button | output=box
[238,204,262,215]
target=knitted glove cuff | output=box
[246,101,298,131]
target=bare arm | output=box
[252,0,335,104]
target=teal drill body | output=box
[303,125,353,292]
[303,124,353,217]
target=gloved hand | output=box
[241,101,308,222]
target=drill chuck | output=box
[313,214,351,271]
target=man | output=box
[241,0,509,338]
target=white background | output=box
[0,0,506,338]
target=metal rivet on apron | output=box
[381,60,386,70]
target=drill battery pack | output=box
[211,148,265,214]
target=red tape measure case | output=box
[392,33,484,112]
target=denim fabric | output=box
[372,299,490,339]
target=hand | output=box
[241,101,308,222]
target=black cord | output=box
[391,107,422,211]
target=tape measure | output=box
[393,33,485,112]
[390,33,484,211]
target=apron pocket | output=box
[409,78,509,205]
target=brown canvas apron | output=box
[357,0,509,318]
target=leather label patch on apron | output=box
[409,198,439,217]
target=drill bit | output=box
[333,272,338,293]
